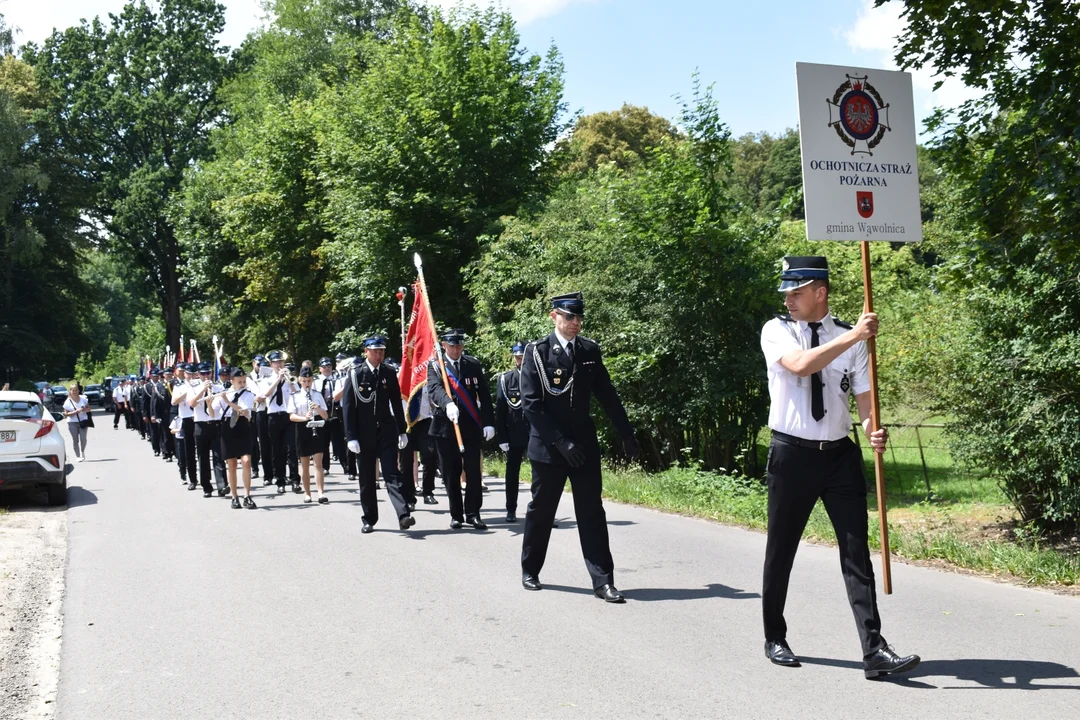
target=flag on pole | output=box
[398,280,438,428]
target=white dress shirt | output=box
[215,387,255,420]
[760,310,869,442]
[176,381,195,420]
[263,376,295,414]
[190,380,223,422]
[287,388,327,419]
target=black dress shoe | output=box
[252,470,259,479]
[361,523,374,534]
[765,640,800,667]
[217,487,228,497]
[406,503,416,512]
[399,515,416,530]
[424,494,438,505]
[594,584,625,603]
[466,515,487,530]
[203,490,213,498]
[263,479,273,486]
[187,482,197,491]
[505,512,517,523]
[277,484,286,494]
[863,646,920,679]
[449,519,462,530]
[243,496,257,509]
[291,482,302,494]
[231,497,241,509]
[522,573,542,591]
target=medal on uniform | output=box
[840,371,850,393]
[554,377,561,385]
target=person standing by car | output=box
[62,383,91,462]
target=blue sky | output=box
[8,0,974,137]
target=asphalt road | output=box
[55,419,1080,719]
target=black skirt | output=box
[220,417,252,460]
[294,422,324,458]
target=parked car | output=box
[34,382,53,404]
[102,376,116,412]
[0,390,67,505]
[84,384,103,406]
[50,385,68,410]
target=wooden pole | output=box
[861,241,893,594]
[413,254,465,454]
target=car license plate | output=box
[0,431,15,442]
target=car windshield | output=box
[52,386,67,393]
[86,385,101,392]
[0,400,44,421]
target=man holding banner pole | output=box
[426,329,495,530]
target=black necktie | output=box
[809,322,825,422]
[566,341,574,362]
[273,379,283,407]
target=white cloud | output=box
[425,0,598,25]
[844,0,982,117]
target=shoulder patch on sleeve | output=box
[773,313,794,323]
[832,318,853,330]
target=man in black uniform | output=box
[145,368,168,459]
[315,357,344,476]
[427,329,495,530]
[519,292,639,602]
[249,354,266,480]
[400,384,439,506]
[133,377,147,439]
[342,336,415,533]
[160,367,177,463]
[759,256,919,678]
[495,341,530,522]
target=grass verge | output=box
[484,456,1080,589]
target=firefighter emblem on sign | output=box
[827,74,890,156]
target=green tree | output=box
[24,0,232,353]
[0,29,94,382]
[730,128,803,218]
[883,0,1080,531]
[470,81,775,471]
[552,103,680,177]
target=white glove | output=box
[397,433,408,450]
[445,403,460,423]
[347,440,361,454]
[483,426,495,442]
[499,442,510,452]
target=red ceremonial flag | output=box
[399,280,438,428]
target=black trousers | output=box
[521,454,613,589]
[322,415,348,474]
[256,412,272,480]
[149,419,161,454]
[161,418,175,459]
[250,412,261,472]
[504,445,526,513]
[113,405,124,428]
[194,421,226,492]
[762,436,884,658]
[435,436,483,522]
[285,418,300,483]
[136,410,146,439]
[181,417,197,483]
[176,432,188,480]
[400,419,436,498]
[356,428,409,526]
[123,406,134,429]
[268,412,292,486]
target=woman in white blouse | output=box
[215,367,257,509]
[288,367,329,503]
[62,383,91,462]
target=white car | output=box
[0,391,68,505]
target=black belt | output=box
[196,420,221,425]
[270,411,289,416]
[771,430,849,451]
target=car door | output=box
[0,399,47,457]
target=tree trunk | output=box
[161,259,182,360]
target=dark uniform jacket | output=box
[138,384,151,419]
[149,381,171,423]
[520,333,633,464]
[495,368,530,449]
[342,361,406,449]
[426,354,494,443]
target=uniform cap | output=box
[266,350,283,362]
[318,356,333,368]
[335,352,348,361]
[779,256,829,292]
[253,354,266,364]
[230,366,246,378]
[551,292,585,315]
[439,329,466,345]
[511,341,526,355]
[364,335,388,350]
[298,367,314,378]
[149,368,161,377]
[197,362,212,373]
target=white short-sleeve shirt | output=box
[215,387,255,419]
[190,380,223,422]
[761,311,869,442]
[287,387,327,419]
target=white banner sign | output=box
[796,62,922,242]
